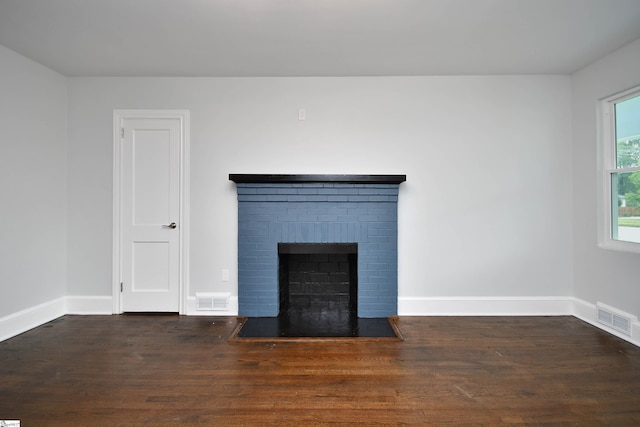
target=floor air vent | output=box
[196,292,230,311]
[597,302,633,337]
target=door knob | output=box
[163,222,177,229]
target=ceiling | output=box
[1,0,640,77]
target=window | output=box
[601,86,640,250]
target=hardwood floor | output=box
[1,315,640,425]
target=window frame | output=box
[599,85,640,254]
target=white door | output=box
[119,116,183,312]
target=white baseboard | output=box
[0,297,66,342]
[398,296,574,316]
[66,295,113,314]
[571,297,640,348]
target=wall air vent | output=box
[196,292,230,311]
[596,302,634,337]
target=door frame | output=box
[112,110,190,314]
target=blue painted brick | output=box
[255,187,280,194]
[369,227,395,236]
[277,188,298,195]
[370,195,397,202]
[317,188,339,195]
[346,207,366,215]
[369,236,393,244]
[357,188,394,195]
[327,206,348,215]
[327,195,350,202]
[287,195,308,202]
[306,195,329,202]
[296,188,319,195]
[262,195,288,202]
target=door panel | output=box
[133,129,172,225]
[121,118,181,312]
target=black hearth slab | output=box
[234,316,399,339]
[229,174,406,184]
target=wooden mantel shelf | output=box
[229,174,406,184]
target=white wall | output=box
[0,45,67,317]
[572,38,640,317]
[67,76,573,310]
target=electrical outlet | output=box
[222,269,230,282]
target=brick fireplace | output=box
[230,174,406,318]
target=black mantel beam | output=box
[229,174,406,184]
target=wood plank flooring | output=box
[1,315,640,425]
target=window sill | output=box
[598,239,640,255]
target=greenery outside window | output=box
[601,86,640,250]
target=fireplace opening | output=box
[277,243,358,336]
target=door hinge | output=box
[121,128,125,139]
[120,282,123,292]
